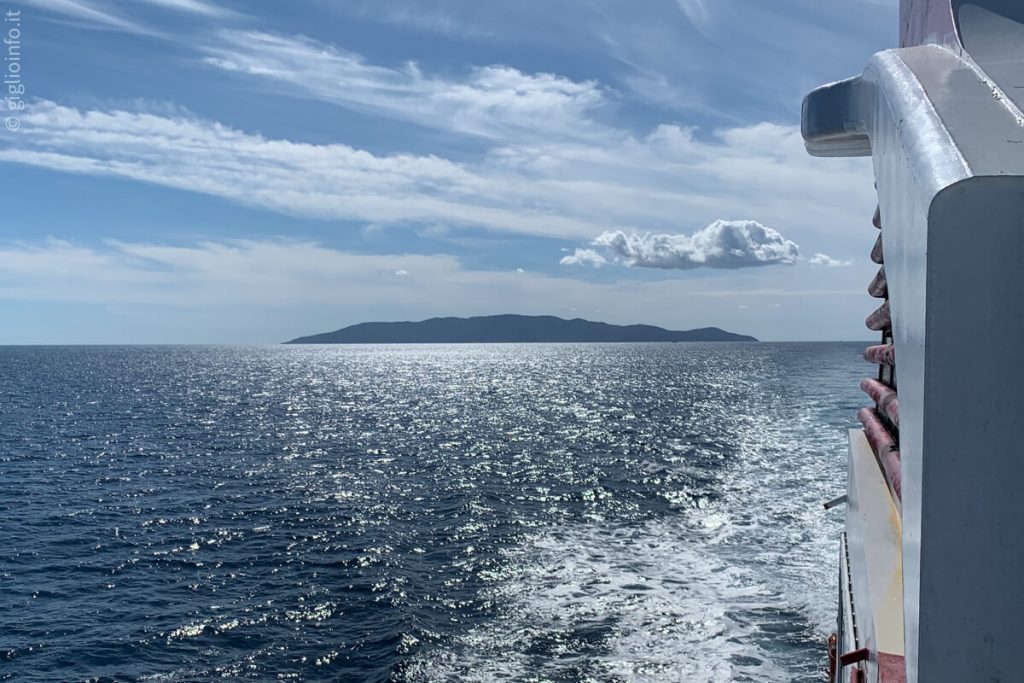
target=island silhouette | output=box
[285,314,757,344]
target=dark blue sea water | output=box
[1,343,865,682]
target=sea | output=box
[1,343,866,682]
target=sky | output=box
[0,0,899,343]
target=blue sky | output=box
[0,0,897,343]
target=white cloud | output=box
[19,0,149,33]
[18,0,233,33]
[199,31,608,142]
[0,22,877,307]
[137,0,235,18]
[186,29,880,257]
[565,221,800,270]
[808,252,852,267]
[1,100,599,238]
[1,99,874,248]
[559,248,607,268]
[332,0,895,124]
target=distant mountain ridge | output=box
[285,314,757,344]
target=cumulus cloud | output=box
[808,252,852,267]
[563,220,800,270]
[559,249,607,268]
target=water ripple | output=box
[0,343,864,682]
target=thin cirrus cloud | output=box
[137,0,236,17]
[561,220,802,270]
[199,30,609,142]
[18,0,148,33]
[20,0,233,33]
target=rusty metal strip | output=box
[871,234,884,264]
[878,652,907,683]
[868,266,888,298]
[866,301,891,331]
[860,377,900,427]
[858,407,902,501]
[864,344,895,366]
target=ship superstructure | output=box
[803,1,1024,681]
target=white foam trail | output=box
[704,406,845,635]
[407,349,851,682]
[407,519,791,682]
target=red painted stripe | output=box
[839,647,869,666]
[864,343,895,366]
[878,652,907,683]
[866,301,891,331]
[871,234,884,264]
[860,378,899,427]
[868,266,888,298]
[858,407,902,500]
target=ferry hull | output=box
[805,3,1024,680]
